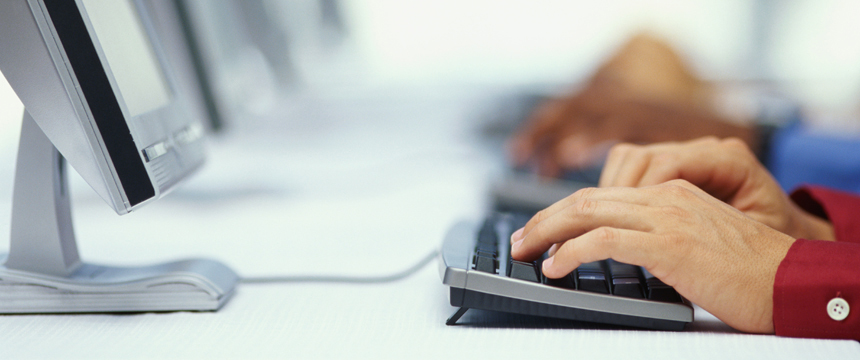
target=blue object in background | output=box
[769,121,860,195]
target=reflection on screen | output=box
[81,0,171,117]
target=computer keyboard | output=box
[439,213,693,330]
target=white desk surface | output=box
[0,92,858,359]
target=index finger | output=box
[510,199,657,261]
[511,185,658,246]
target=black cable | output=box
[240,249,439,284]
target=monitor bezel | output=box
[33,0,201,212]
[0,0,237,314]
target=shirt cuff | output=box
[791,186,860,244]
[774,239,860,339]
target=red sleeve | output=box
[773,186,860,340]
[790,186,860,244]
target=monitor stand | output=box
[0,112,238,313]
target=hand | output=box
[599,137,834,242]
[509,180,796,333]
[507,33,756,177]
[508,84,755,177]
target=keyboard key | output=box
[507,260,540,282]
[475,249,496,260]
[577,261,605,274]
[607,260,641,279]
[643,269,682,303]
[612,277,644,298]
[606,260,645,298]
[473,254,497,274]
[576,261,608,294]
[447,214,693,330]
[577,271,609,294]
[542,273,576,290]
[647,286,682,303]
[476,242,496,255]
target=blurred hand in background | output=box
[509,33,756,177]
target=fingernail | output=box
[548,243,559,257]
[542,256,554,273]
[510,228,524,243]
[511,239,524,253]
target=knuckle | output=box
[608,143,638,158]
[571,186,597,201]
[660,180,696,198]
[664,178,692,188]
[532,209,548,225]
[663,179,690,189]
[572,199,599,217]
[592,226,618,243]
[660,205,688,219]
[721,137,756,159]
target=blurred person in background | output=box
[509,33,860,194]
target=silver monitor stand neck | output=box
[5,111,80,276]
[0,111,238,313]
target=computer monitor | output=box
[174,0,281,129]
[0,0,237,313]
[143,0,226,134]
[168,0,228,133]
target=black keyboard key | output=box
[576,261,609,294]
[542,273,576,290]
[507,260,540,282]
[476,238,497,252]
[576,271,609,294]
[476,241,496,254]
[577,261,604,274]
[449,214,695,330]
[473,254,497,274]
[643,269,682,303]
[607,260,641,279]
[612,277,644,298]
[647,286,682,303]
[474,249,496,260]
[606,260,644,298]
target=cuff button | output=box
[827,297,850,321]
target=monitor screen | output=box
[81,0,171,117]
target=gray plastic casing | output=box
[0,0,205,215]
[440,221,694,324]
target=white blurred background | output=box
[3,0,860,148]
[5,0,860,184]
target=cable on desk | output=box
[240,249,439,285]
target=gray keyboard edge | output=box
[440,220,693,325]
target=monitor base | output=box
[0,255,238,313]
[0,113,238,314]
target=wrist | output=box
[789,205,836,241]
